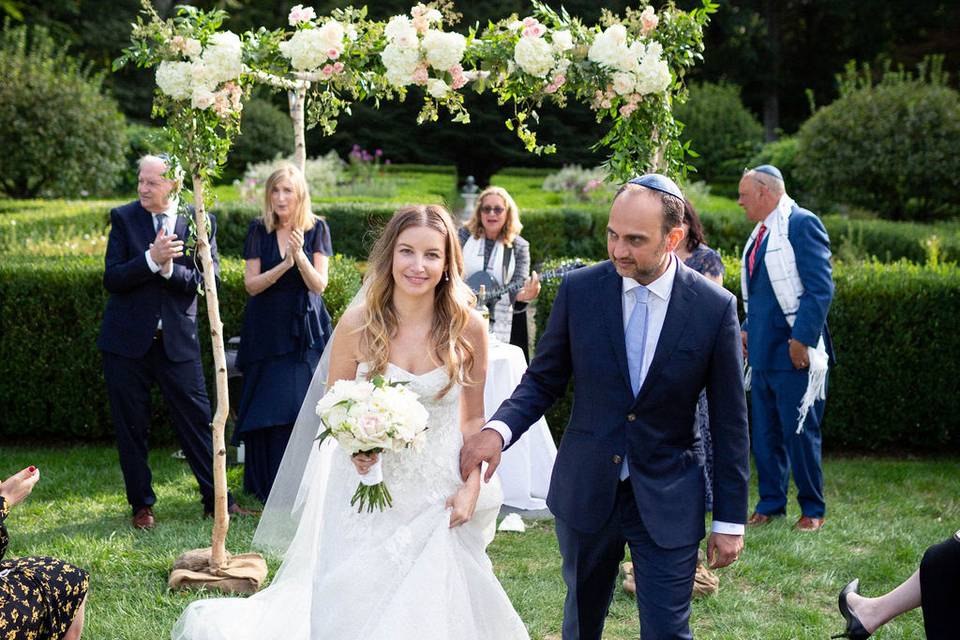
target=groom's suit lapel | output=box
[634,261,697,405]
[599,263,632,393]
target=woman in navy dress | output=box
[234,164,333,503]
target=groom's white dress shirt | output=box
[486,254,744,536]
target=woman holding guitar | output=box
[458,186,540,360]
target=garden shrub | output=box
[673,82,764,185]
[0,254,362,440]
[795,59,960,221]
[0,25,128,198]
[224,97,295,183]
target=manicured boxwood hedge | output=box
[2,251,958,451]
[4,199,957,267]
[0,254,361,441]
[534,256,960,452]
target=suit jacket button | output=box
[612,455,623,464]
[626,413,636,422]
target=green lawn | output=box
[2,445,953,639]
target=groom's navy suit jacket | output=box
[97,200,219,362]
[492,260,749,548]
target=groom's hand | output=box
[460,429,503,482]
[707,532,743,569]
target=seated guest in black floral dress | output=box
[1,466,89,639]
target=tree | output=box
[0,24,127,198]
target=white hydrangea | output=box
[279,29,328,71]
[190,60,220,93]
[551,30,574,52]
[427,78,450,98]
[316,20,346,54]
[156,61,193,100]
[514,36,555,78]
[381,42,419,86]
[635,52,671,94]
[201,31,243,84]
[423,30,466,72]
[588,24,629,69]
[384,15,418,47]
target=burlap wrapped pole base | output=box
[620,551,719,598]
[169,548,268,595]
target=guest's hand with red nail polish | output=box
[0,466,40,507]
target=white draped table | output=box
[485,339,557,510]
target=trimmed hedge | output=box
[533,257,960,452]
[3,252,958,450]
[5,199,957,267]
[0,254,362,440]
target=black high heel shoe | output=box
[831,579,871,639]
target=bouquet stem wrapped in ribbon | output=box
[316,375,429,513]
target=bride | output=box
[172,205,529,639]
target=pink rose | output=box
[412,16,429,34]
[327,48,340,60]
[522,17,538,27]
[288,4,317,27]
[412,64,429,85]
[322,64,335,77]
[333,61,345,73]
[619,103,637,118]
[640,7,659,36]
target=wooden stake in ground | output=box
[168,176,267,594]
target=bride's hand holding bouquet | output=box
[316,376,429,512]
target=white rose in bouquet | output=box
[514,36,555,78]
[156,61,193,100]
[316,376,430,512]
[423,30,466,71]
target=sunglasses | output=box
[481,206,506,214]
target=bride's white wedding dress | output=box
[172,362,528,640]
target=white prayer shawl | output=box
[462,234,516,343]
[741,194,829,434]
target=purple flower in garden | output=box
[375,149,383,157]
[385,159,391,165]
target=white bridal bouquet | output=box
[316,376,429,512]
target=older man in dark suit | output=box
[98,155,249,529]
[462,175,750,640]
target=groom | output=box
[461,175,749,639]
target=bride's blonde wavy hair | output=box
[359,205,477,397]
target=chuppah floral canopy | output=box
[114,0,716,592]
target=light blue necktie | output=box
[625,285,650,395]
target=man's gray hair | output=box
[745,169,786,197]
[138,154,183,192]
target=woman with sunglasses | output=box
[458,186,540,360]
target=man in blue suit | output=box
[737,165,835,532]
[461,175,750,639]
[98,155,246,529]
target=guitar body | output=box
[464,270,500,295]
